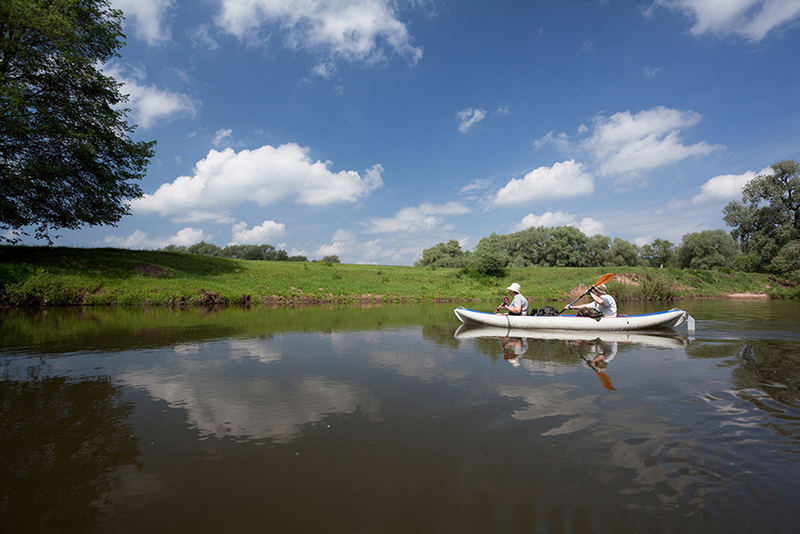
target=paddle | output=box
[494,296,510,313]
[559,273,615,314]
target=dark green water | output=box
[2,300,800,533]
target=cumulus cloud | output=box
[104,63,197,129]
[513,211,605,235]
[229,220,286,244]
[647,0,800,42]
[456,108,486,133]
[313,230,396,264]
[132,143,384,222]
[539,107,724,177]
[112,0,174,45]
[103,227,212,249]
[215,0,423,67]
[585,107,724,176]
[314,229,357,258]
[494,160,594,206]
[691,165,773,204]
[365,202,470,233]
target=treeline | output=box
[415,228,738,275]
[417,159,800,280]
[161,242,340,264]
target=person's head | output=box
[593,284,607,295]
[507,282,521,294]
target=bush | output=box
[468,234,508,276]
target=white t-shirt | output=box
[590,294,617,317]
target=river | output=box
[2,299,799,533]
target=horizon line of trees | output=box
[417,160,800,280]
[160,242,340,264]
[415,228,738,275]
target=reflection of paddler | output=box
[568,340,618,391]
[499,337,528,367]
[586,341,617,391]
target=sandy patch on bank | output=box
[727,293,769,299]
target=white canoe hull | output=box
[453,324,689,348]
[454,307,689,332]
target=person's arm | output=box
[504,295,523,314]
[505,303,522,314]
[589,290,605,306]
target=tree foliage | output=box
[677,230,740,270]
[468,233,509,276]
[723,160,800,276]
[608,237,646,267]
[415,239,466,268]
[0,0,155,243]
[455,226,646,271]
[640,238,675,267]
[162,242,307,262]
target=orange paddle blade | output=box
[594,273,614,287]
[596,371,617,391]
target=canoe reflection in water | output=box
[456,324,690,391]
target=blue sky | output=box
[37,0,800,264]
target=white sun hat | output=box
[507,283,521,293]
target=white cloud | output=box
[584,107,724,176]
[229,220,286,244]
[534,131,573,152]
[459,178,493,195]
[313,230,395,264]
[456,108,486,133]
[213,128,234,147]
[104,63,197,129]
[513,211,575,231]
[112,0,174,45]
[188,24,220,50]
[537,107,725,177]
[494,160,594,206]
[315,229,356,258]
[365,202,470,233]
[691,165,773,204]
[215,0,423,67]
[577,217,605,236]
[132,143,384,222]
[648,0,800,41]
[103,227,212,249]
[643,66,662,79]
[513,211,605,236]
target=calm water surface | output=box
[2,300,800,533]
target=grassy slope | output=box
[0,246,788,307]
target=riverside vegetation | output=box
[1,246,795,308]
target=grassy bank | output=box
[0,246,794,307]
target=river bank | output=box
[0,246,795,307]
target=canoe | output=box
[453,324,689,348]
[454,307,691,332]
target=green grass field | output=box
[0,245,791,307]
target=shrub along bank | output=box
[0,246,793,307]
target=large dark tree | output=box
[723,160,800,275]
[0,0,155,243]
